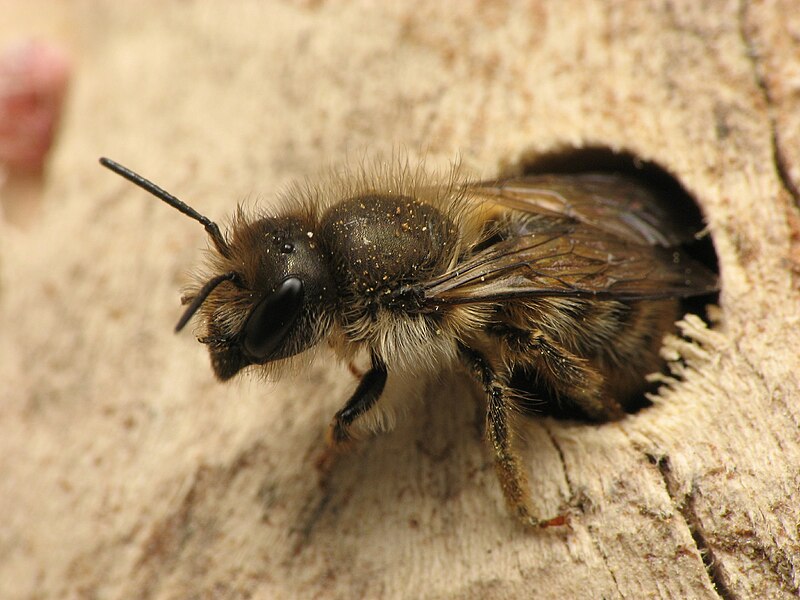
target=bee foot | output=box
[519,508,570,530]
[537,513,569,528]
[314,445,339,484]
[347,361,364,379]
[314,429,358,488]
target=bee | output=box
[99,156,717,529]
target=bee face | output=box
[100,157,717,531]
[199,214,338,380]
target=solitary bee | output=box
[100,156,717,528]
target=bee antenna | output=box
[175,271,240,332]
[99,157,232,259]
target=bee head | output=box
[194,214,337,380]
[99,158,337,380]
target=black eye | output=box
[281,243,294,253]
[242,277,304,361]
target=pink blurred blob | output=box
[0,39,71,173]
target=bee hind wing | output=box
[468,174,699,247]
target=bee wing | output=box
[469,174,697,247]
[420,225,718,304]
[412,174,718,305]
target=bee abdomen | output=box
[500,297,679,418]
[593,298,678,399]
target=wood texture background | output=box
[1,1,798,598]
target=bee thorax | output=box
[320,194,457,303]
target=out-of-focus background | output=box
[1,2,799,598]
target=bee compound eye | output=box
[242,277,305,361]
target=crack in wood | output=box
[654,456,735,600]
[770,133,800,207]
[290,486,334,556]
[543,425,624,598]
[543,425,575,499]
[737,0,800,208]
[588,530,625,600]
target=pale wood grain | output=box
[1,1,798,598]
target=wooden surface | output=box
[1,1,798,598]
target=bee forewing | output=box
[421,225,718,304]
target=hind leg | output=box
[492,325,625,421]
[458,343,566,528]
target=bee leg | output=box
[346,361,364,379]
[494,325,624,421]
[526,330,625,420]
[315,353,388,475]
[329,354,387,444]
[458,343,566,529]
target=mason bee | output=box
[99,156,717,529]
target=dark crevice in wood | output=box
[588,533,625,599]
[737,0,800,208]
[771,132,800,207]
[653,455,736,600]
[290,480,336,556]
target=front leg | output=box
[329,352,388,443]
[459,343,566,529]
[316,353,388,474]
